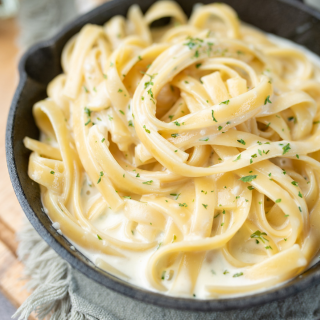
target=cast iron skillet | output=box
[6,0,320,312]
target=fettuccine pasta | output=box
[24,1,320,298]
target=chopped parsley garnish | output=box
[128,120,134,127]
[138,55,142,61]
[250,230,268,243]
[179,203,188,207]
[118,89,123,93]
[218,125,223,131]
[136,173,140,178]
[84,107,91,117]
[282,143,291,155]
[233,154,241,162]
[123,196,131,199]
[237,139,246,145]
[172,235,177,243]
[119,110,124,115]
[142,180,153,185]
[171,133,179,138]
[298,191,303,198]
[97,234,102,240]
[170,193,181,200]
[174,121,180,126]
[239,175,257,183]
[143,125,151,134]
[195,63,202,68]
[211,110,217,122]
[97,171,104,184]
[264,95,272,105]
[184,37,203,50]
[200,137,209,141]
[233,272,243,278]
[265,246,273,250]
[219,100,230,105]
[275,199,281,203]
[247,186,254,190]
[296,154,299,159]
[101,138,105,143]
[291,181,298,186]
[85,119,91,126]
[50,171,55,174]
[223,270,229,275]
[202,204,208,209]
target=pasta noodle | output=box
[24,1,320,298]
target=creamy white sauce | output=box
[48,33,320,299]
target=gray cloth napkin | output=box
[14,0,320,319]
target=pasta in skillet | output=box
[24,1,320,298]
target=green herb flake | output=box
[202,204,208,209]
[233,272,243,278]
[233,154,241,162]
[50,171,55,174]
[237,139,246,145]
[275,199,281,203]
[97,234,103,240]
[211,110,218,122]
[97,171,104,184]
[171,133,179,138]
[142,180,153,185]
[143,125,151,134]
[250,230,268,243]
[84,107,91,117]
[239,175,257,183]
[264,95,272,105]
[219,100,230,105]
[282,143,291,155]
